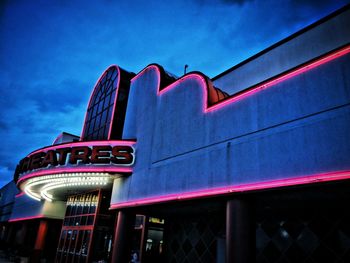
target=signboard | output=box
[14,140,135,183]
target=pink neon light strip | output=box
[207,45,350,112]
[29,139,136,157]
[9,214,45,222]
[17,166,133,185]
[15,192,25,198]
[110,170,350,209]
[158,74,206,95]
[131,64,161,83]
[131,65,208,111]
[131,45,350,114]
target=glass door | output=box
[55,191,98,263]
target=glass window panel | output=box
[100,82,107,95]
[111,69,118,81]
[95,91,100,102]
[83,203,89,214]
[97,100,104,114]
[85,122,90,136]
[76,231,84,255]
[91,106,97,119]
[87,215,94,225]
[88,121,94,135]
[107,106,113,122]
[58,230,67,250]
[103,126,109,139]
[64,230,72,251]
[101,110,108,125]
[110,90,116,106]
[103,96,110,110]
[71,203,77,216]
[81,216,87,226]
[81,230,91,256]
[68,217,74,226]
[94,116,101,132]
[99,129,105,140]
[74,216,81,226]
[70,230,78,253]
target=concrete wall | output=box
[213,7,350,95]
[112,9,350,205]
[9,194,65,221]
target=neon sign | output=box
[14,140,136,182]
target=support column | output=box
[226,198,255,263]
[33,220,49,262]
[111,210,135,263]
[139,215,149,261]
[35,220,48,250]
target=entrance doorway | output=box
[55,190,115,263]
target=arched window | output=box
[81,66,134,141]
[82,66,119,141]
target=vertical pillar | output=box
[5,224,14,244]
[226,198,255,263]
[35,220,48,250]
[32,220,49,262]
[139,215,149,261]
[111,210,134,263]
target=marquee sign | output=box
[14,140,136,202]
[15,140,135,179]
[16,144,134,176]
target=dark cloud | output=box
[221,0,253,5]
[0,120,8,130]
[194,0,253,6]
[291,0,347,9]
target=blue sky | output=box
[0,0,348,187]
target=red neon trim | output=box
[110,170,350,209]
[29,139,136,157]
[17,166,133,185]
[9,214,45,222]
[15,192,25,198]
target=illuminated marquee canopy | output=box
[15,140,136,202]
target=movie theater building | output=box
[1,5,350,263]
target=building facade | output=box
[1,5,350,263]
